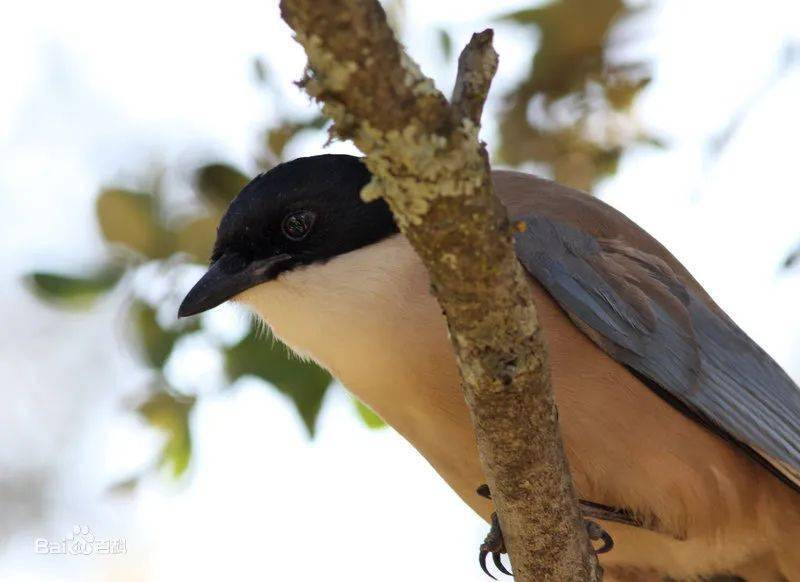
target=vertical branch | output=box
[280,1,600,579]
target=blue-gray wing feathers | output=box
[514,214,800,486]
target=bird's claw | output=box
[585,519,614,554]
[475,484,614,578]
[479,512,512,579]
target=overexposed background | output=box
[1,0,799,580]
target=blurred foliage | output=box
[26,265,124,309]
[436,28,453,62]
[27,0,659,483]
[132,301,193,368]
[194,163,250,209]
[137,390,196,478]
[355,401,386,429]
[497,0,658,191]
[225,329,333,435]
[97,187,172,259]
[786,244,800,270]
[266,115,328,159]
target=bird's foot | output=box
[475,484,616,579]
[477,485,512,578]
[585,519,614,554]
[479,512,512,579]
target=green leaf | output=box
[107,475,140,496]
[225,328,332,436]
[26,265,124,308]
[97,188,170,259]
[605,74,652,110]
[354,399,386,429]
[137,390,195,478]
[266,116,327,159]
[133,302,184,368]
[436,28,453,61]
[498,6,550,25]
[194,163,250,208]
[175,214,220,263]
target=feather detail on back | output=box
[492,170,800,491]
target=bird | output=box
[179,154,800,581]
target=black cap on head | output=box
[178,154,398,317]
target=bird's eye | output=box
[282,211,315,241]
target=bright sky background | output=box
[1,1,799,581]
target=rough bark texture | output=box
[279,1,601,579]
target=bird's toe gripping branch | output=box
[479,512,512,579]
[476,484,617,578]
[476,484,511,578]
[584,520,614,554]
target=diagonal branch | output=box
[280,1,601,580]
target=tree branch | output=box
[451,29,498,127]
[280,1,600,579]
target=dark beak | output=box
[178,253,292,318]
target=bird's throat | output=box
[235,234,492,515]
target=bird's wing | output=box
[513,212,800,488]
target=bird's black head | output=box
[178,154,398,317]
